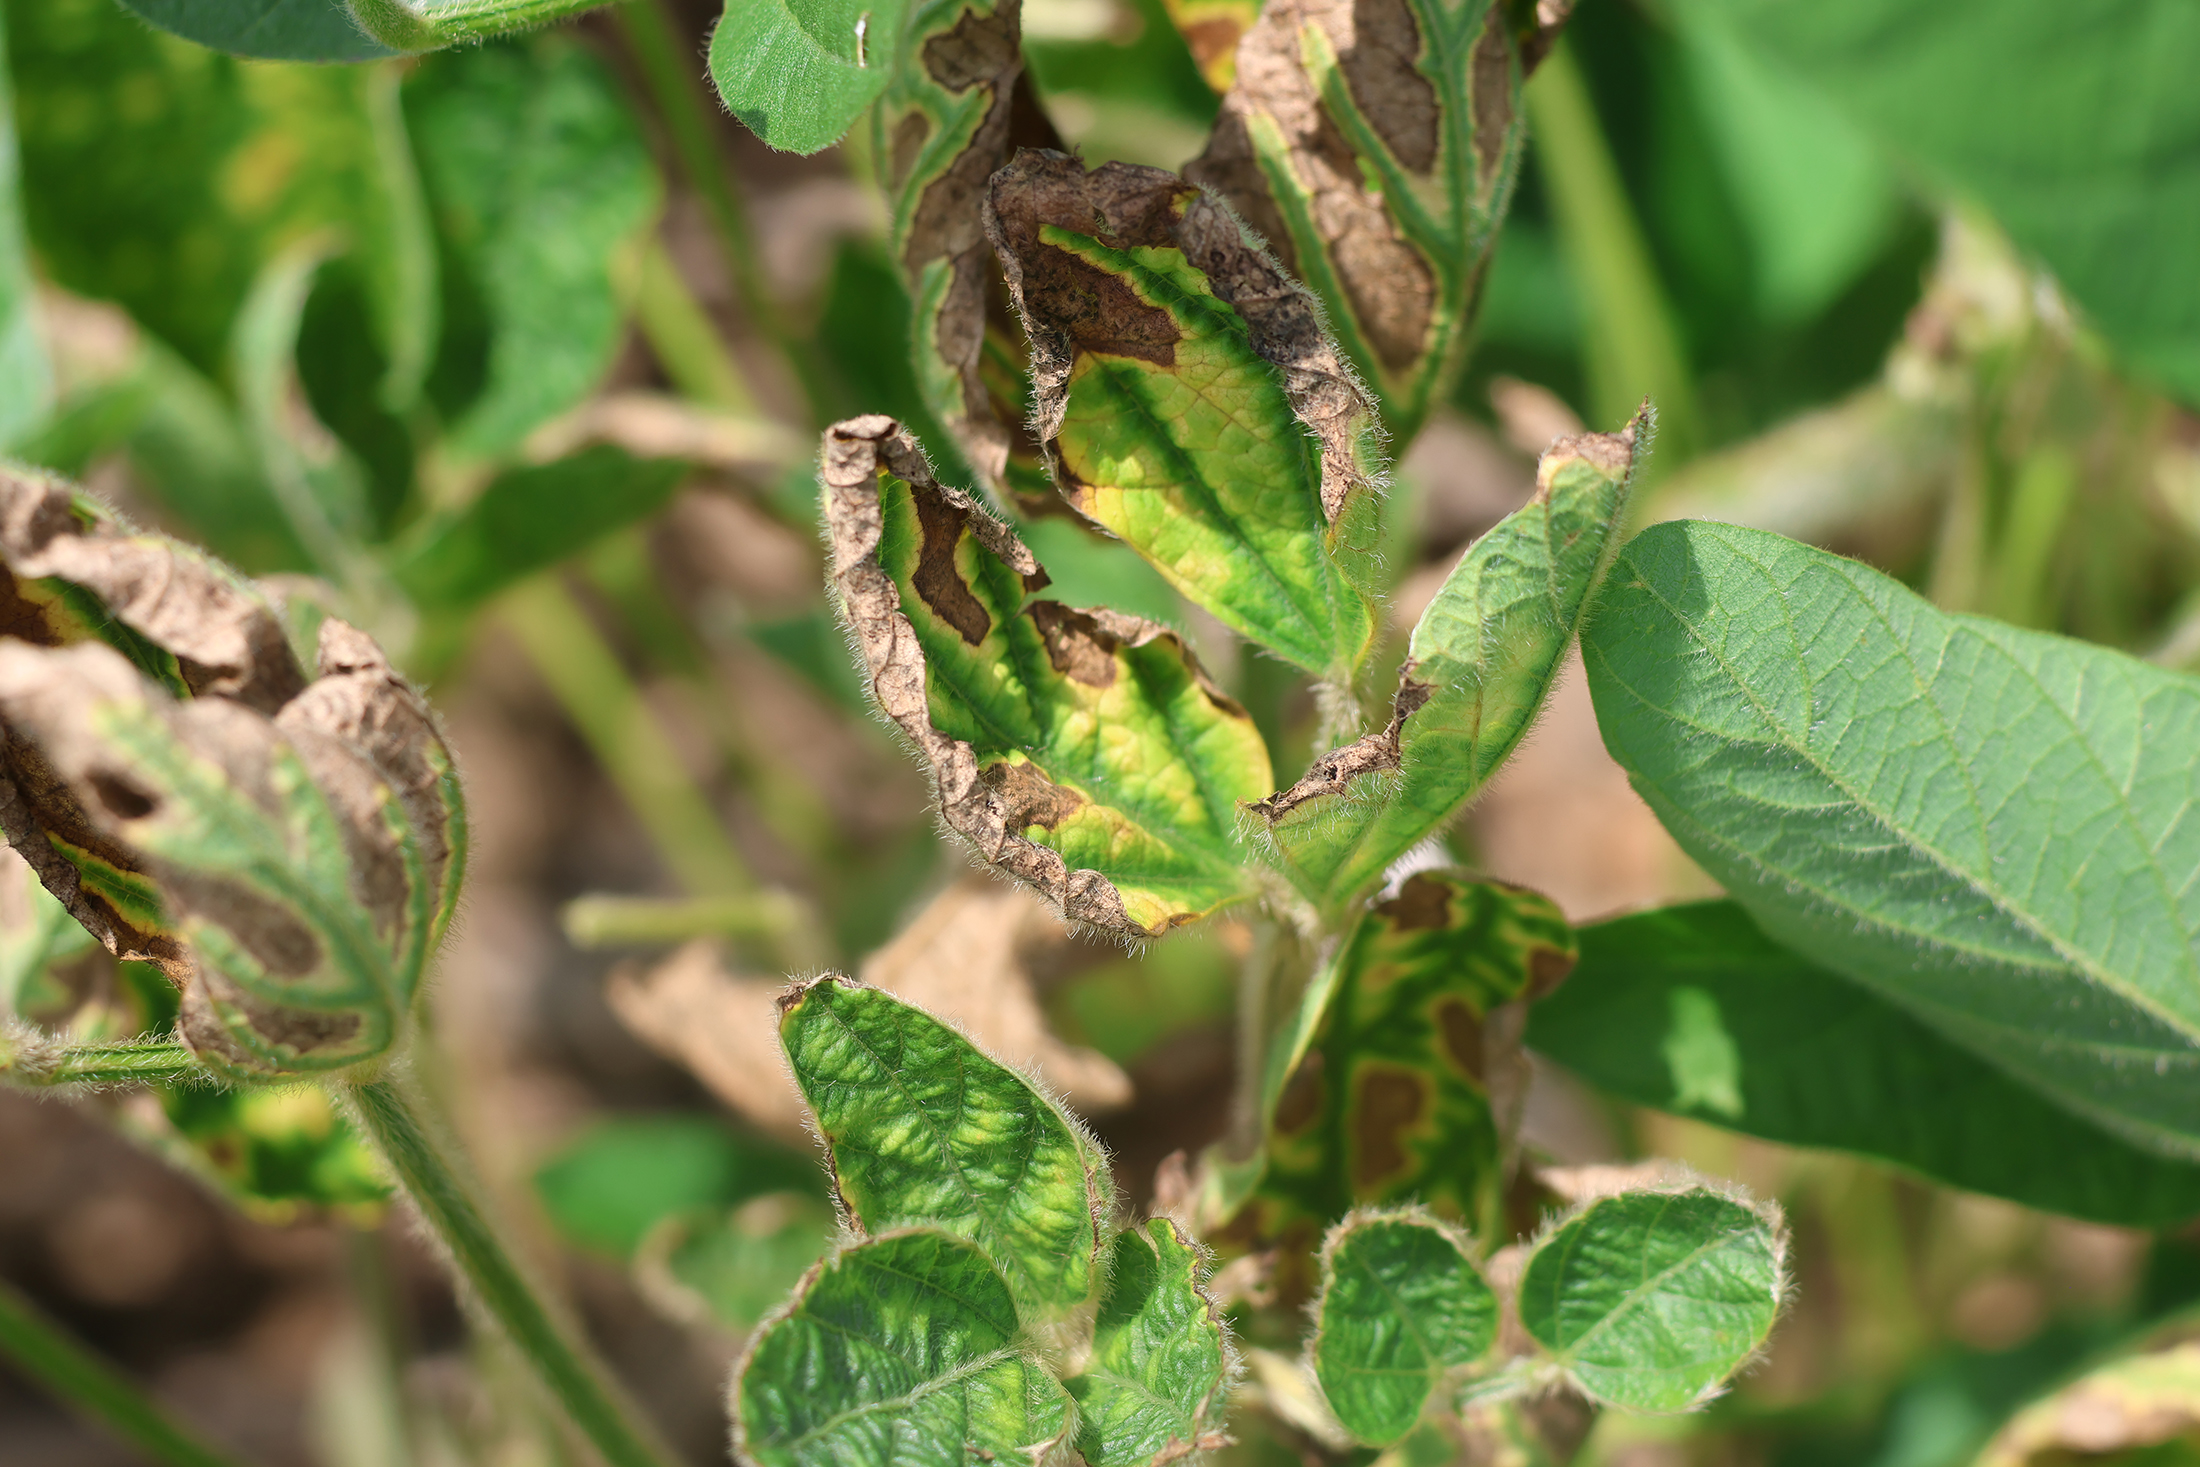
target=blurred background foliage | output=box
[1,0,2198,1464]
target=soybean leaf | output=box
[1666,0,2200,404]
[820,417,1272,937]
[1256,421,1640,911]
[778,974,1110,1317]
[157,1083,394,1216]
[986,151,1383,683]
[1975,1339,2200,1467]
[406,37,660,456]
[1063,1217,1232,1466]
[710,0,908,156]
[1219,871,1575,1294]
[1527,902,2200,1229]
[1153,0,1260,93]
[115,0,395,62]
[1313,1210,1498,1447]
[0,6,49,451]
[1583,520,2200,1161]
[731,1229,1074,1467]
[388,448,687,614]
[1518,1188,1784,1413]
[650,1196,840,1332]
[1185,0,1525,441]
[533,1114,825,1258]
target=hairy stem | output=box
[0,1034,204,1088]
[345,1074,680,1467]
[0,1276,245,1467]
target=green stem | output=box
[561,892,803,949]
[0,1034,204,1088]
[345,1075,680,1467]
[1525,39,1702,465]
[0,1276,245,1467]
[632,239,759,414]
[498,575,754,896]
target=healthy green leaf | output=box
[820,416,1273,936]
[533,1114,825,1258]
[1064,1217,1232,1466]
[349,0,614,51]
[389,448,688,614]
[1518,1188,1784,1413]
[0,6,51,452]
[778,973,1110,1317]
[1584,520,2200,1160]
[985,151,1383,683]
[116,0,396,61]
[1527,902,2200,1229]
[1185,0,1525,440]
[709,0,909,156]
[649,1195,839,1332]
[1219,871,1575,1293]
[732,1228,1074,1467]
[1665,0,2200,404]
[1256,421,1640,910]
[406,37,660,455]
[1313,1210,1498,1446]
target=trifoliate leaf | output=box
[1064,1217,1233,1466]
[1313,1210,1497,1446]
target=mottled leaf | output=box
[1313,1209,1497,1446]
[732,1229,1074,1467]
[778,973,1110,1317]
[820,416,1271,936]
[0,8,50,451]
[709,0,908,155]
[1518,1187,1784,1413]
[1217,871,1575,1296]
[1584,520,2200,1160]
[1065,1217,1233,1466]
[1528,902,2200,1229]
[157,1082,394,1217]
[115,0,395,61]
[1256,420,1639,910]
[985,151,1382,682]
[1186,0,1526,440]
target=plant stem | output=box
[632,238,759,415]
[1526,39,1702,466]
[0,1276,245,1467]
[345,1074,681,1467]
[561,891,804,948]
[0,1034,204,1087]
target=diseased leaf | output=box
[115,0,395,61]
[1975,1339,2200,1467]
[985,151,1382,682]
[1583,520,2200,1160]
[1185,0,1526,440]
[0,7,51,452]
[157,1083,394,1218]
[709,0,909,156]
[1158,0,1262,92]
[778,973,1110,1317]
[1313,1210,1498,1446]
[1064,1217,1233,1466]
[820,415,1272,937]
[1518,1187,1784,1413]
[731,1228,1074,1467]
[1256,420,1639,910]
[1528,902,2200,1229]
[1216,871,1575,1296]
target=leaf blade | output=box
[1313,1210,1497,1446]
[1064,1217,1233,1467]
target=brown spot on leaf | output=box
[923,3,1019,88]
[1378,871,1454,930]
[1274,1050,1325,1133]
[1025,600,1120,687]
[1353,1068,1426,1188]
[980,758,1085,832]
[1435,996,1486,1082]
[1338,0,1438,174]
[1182,17,1248,76]
[1254,677,1426,821]
[984,156,1185,366]
[1471,8,1517,196]
[887,110,931,195]
[1528,945,1576,999]
[911,487,993,646]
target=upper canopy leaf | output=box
[710,0,911,155]
[1584,520,2200,1160]
[820,415,1272,937]
[986,151,1383,683]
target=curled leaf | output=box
[820,415,1271,936]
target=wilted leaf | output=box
[1185,0,1526,440]
[1584,520,2200,1160]
[1313,1209,1498,1446]
[709,0,907,156]
[1256,420,1639,910]
[985,151,1383,683]
[1217,871,1575,1295]
[1064,1217,1234,1466]
[115,0,395,62]
[1976,1340,2200,1466]
[1518,1186,1785,1412]
[779,973,1111,1317]
[820,415,1271,937]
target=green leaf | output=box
[648,1195,839,1332]
[1583,520,2200,1160]
[533,1114,825,1258]
[1518,1187,1784,1413]
[1313,1210,1498,1447]
[406,36,661,455]
[158,1082,394,1215]
[1064,1217,1233,1466]
[820,417,1272,937]
[1666,0,2200,404]
[389,448,688,615]
[732,1228,1074,1467]
[1256,422,1640,910]
[1527,902,2200,1229]
[0,7,50,452]
[778,974,1110,1318]
[115,0,396,61]
[1975,1338,2200,1467]
[709,0,908,156]
[1220,871,1575,1293]
[986,151,1383,683]
[348,0,617,51]
[1183,0,1526,440]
